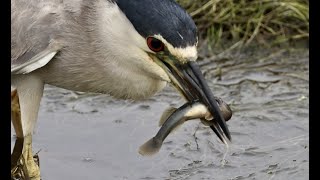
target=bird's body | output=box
[12,0,170,100]
[11,0,231,179]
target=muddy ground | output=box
[11,47,309,180]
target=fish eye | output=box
[147,37,164,52]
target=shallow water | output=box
[11,48,309,180]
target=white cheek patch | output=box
[154,34,198,63]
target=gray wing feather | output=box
[11,0,64,74]
[11,47,59,74]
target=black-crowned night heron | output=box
[11,0,231,179]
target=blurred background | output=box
[12,0,309,179]
[178,0,308,51]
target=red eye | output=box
[147,37,164,52]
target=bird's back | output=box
[11,0,60,65]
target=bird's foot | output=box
[22,136,41,180]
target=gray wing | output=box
[11,0,64,74]
[11,46,60,74]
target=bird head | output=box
[97,0,231,142]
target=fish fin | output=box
[159,107,177,126]
[139,137,162,156]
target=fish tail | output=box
[138,137,162,156]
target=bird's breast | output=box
[35,54,168,100]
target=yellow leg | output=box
[23,135,41,180]
[11,88,41,180]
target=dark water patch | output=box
[139,104,151,110]
[230,172,256,180]
[140,176,156,180]
[242,150,269,157]
[113,119,123,124]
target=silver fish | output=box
[139,98,232,156]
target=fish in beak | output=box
[139,98,232,155]
[151,53,232,145]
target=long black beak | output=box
[161,60,232,144]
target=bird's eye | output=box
[147,37,164,52]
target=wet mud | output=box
[11,47,309,180]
